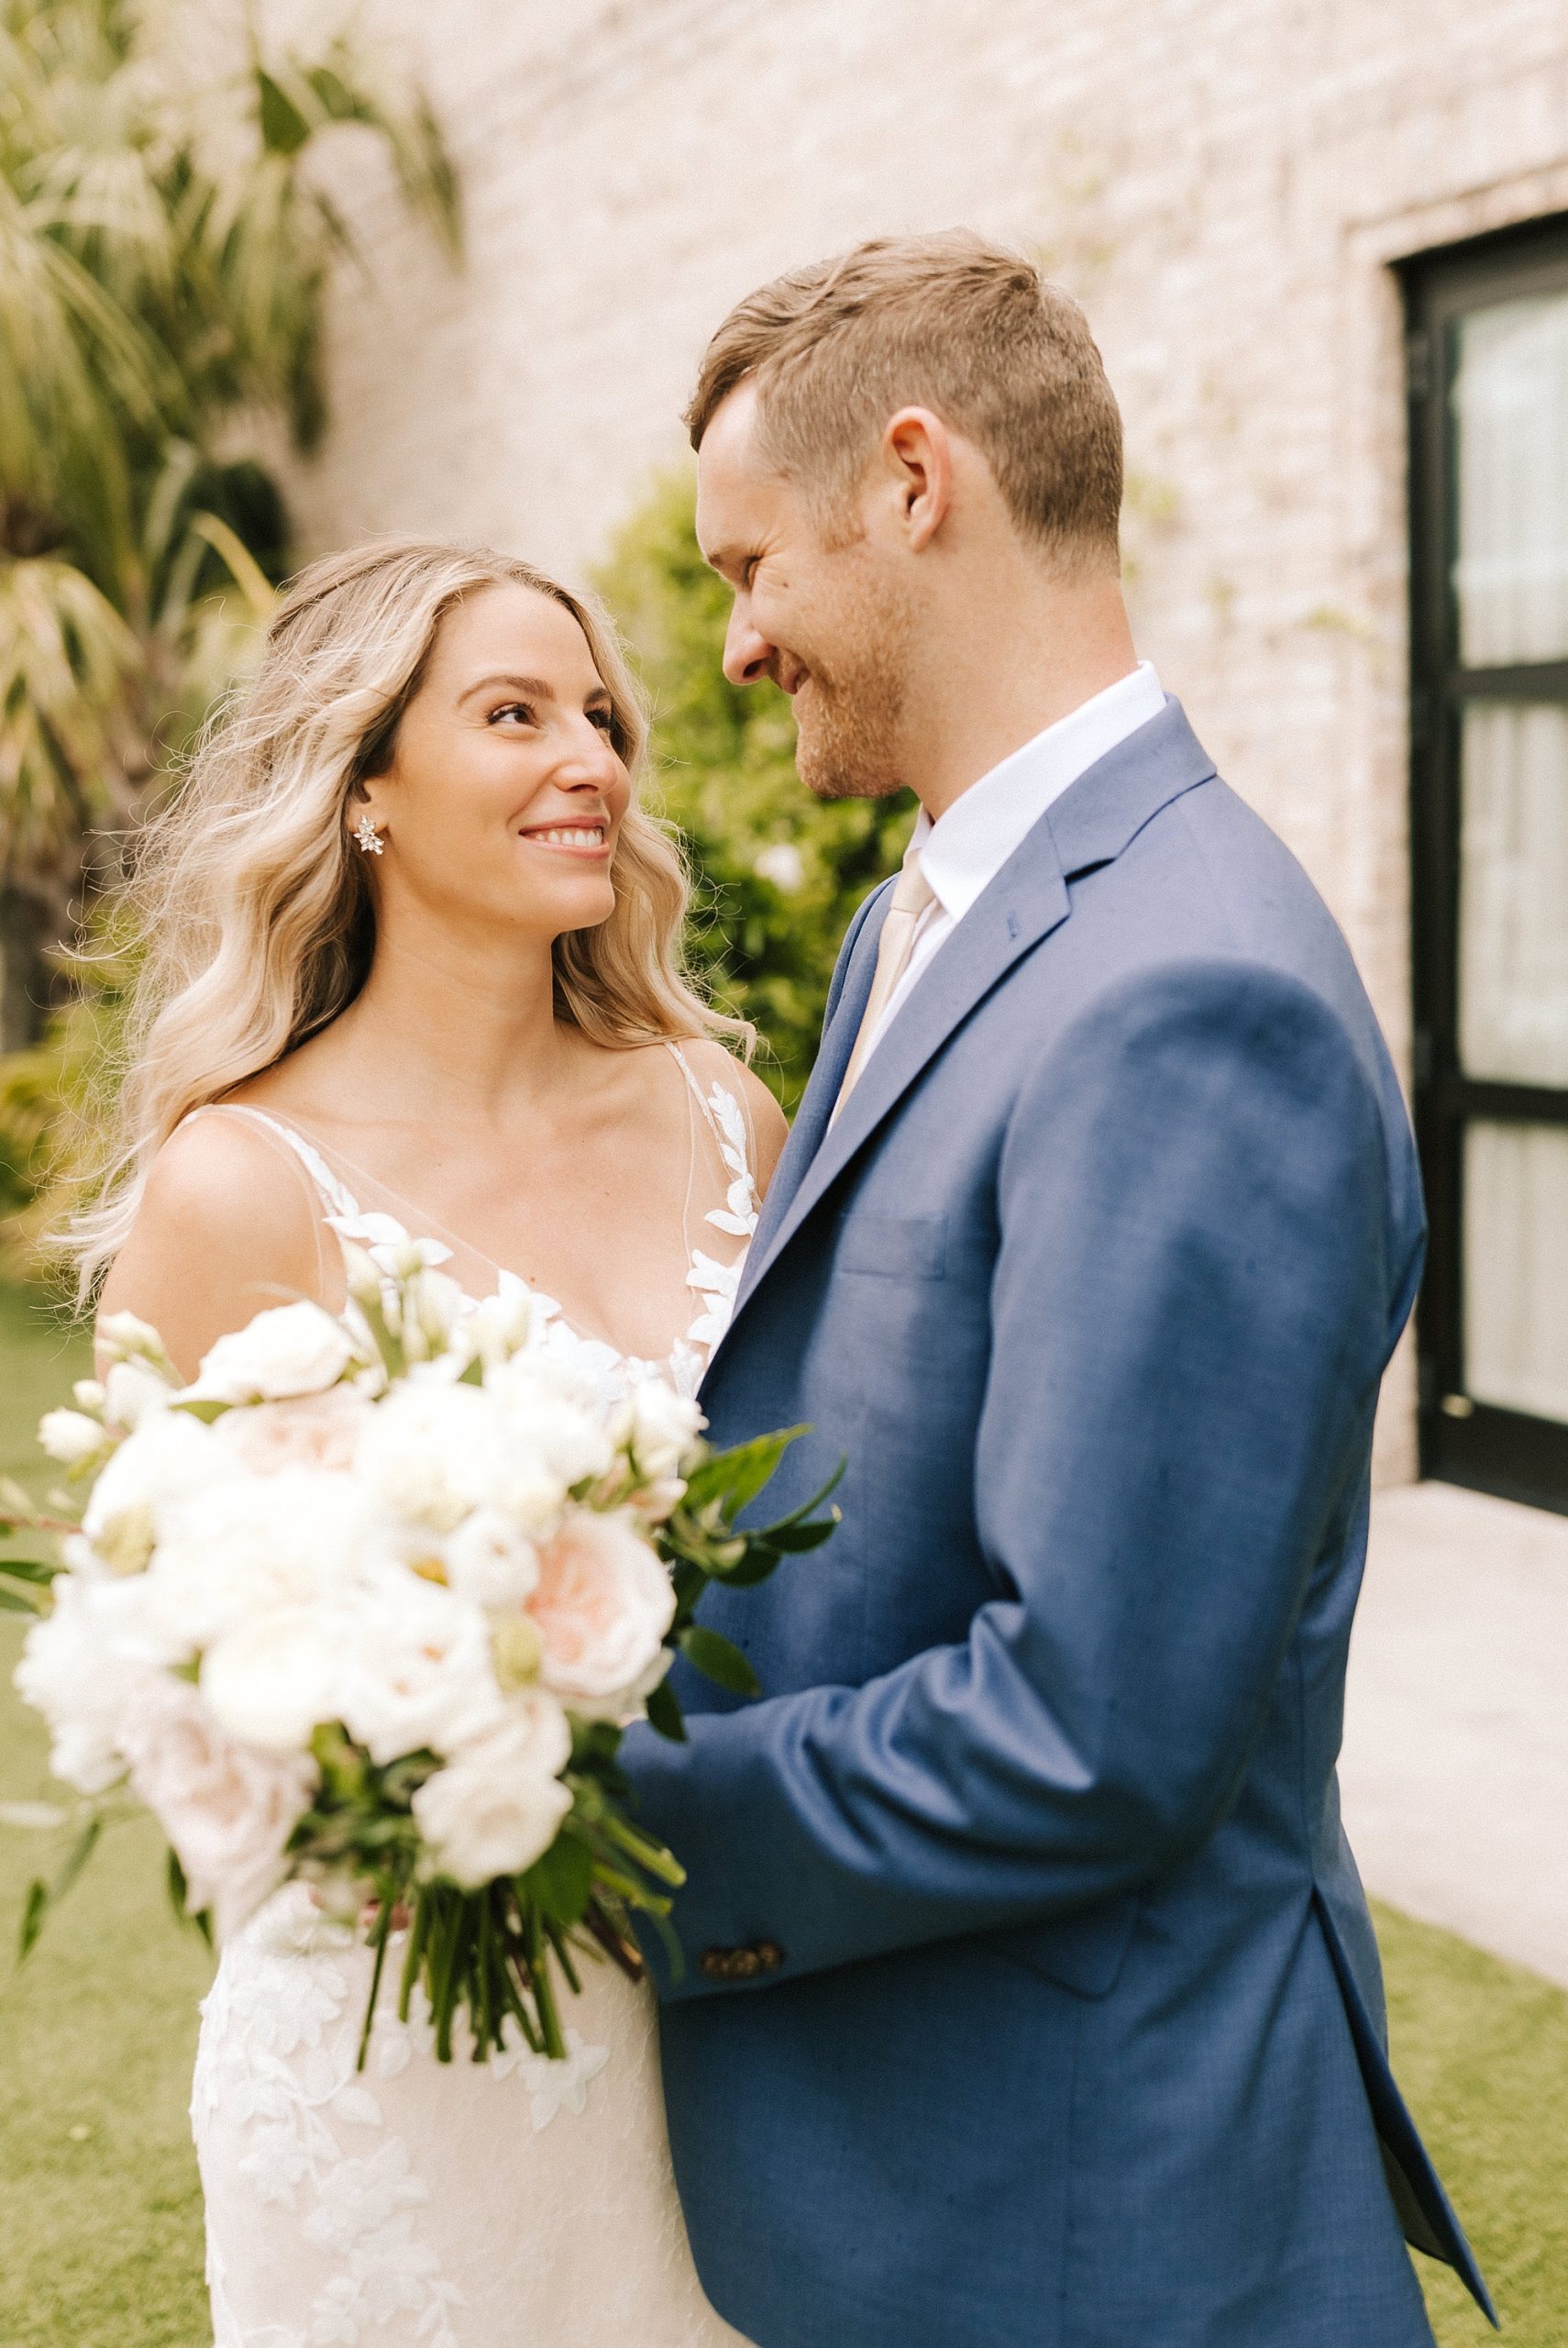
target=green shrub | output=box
[597,472,913,1112]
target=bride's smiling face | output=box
[355,581,632,941]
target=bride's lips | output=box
[515,821,612,860]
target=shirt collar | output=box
[912,660,1166,924]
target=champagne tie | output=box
[832,843,937,1122]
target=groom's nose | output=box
[723,600,777,689]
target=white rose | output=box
[612,1380,705,1481]
[439,1510,539,1611]
[118,1678,316,1941]
[146,1468,380,1654]
[104,1357,173,1432]
[411,1693,572,1888]
[337,1579,508,1765]
[486,1357,615,1492]
[12,1577,167,1792]
[82,1406,224,1577]
[355,1379,511,1535]
[39,1408,109,1466]
[200,1601,356,1754]
[187,1301,357,1405]
[525,1509,676,1719]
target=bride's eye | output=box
[587,706,615,734]
[489,701,536,727]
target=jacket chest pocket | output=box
[838,1212,948,1280]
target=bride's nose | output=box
[552,719,624,787]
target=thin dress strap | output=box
[666,1040,756,1187]
[181,1102,364,1224]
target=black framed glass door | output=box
[1405,216,1568,1512]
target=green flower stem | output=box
[526,1901,567,2061]
[355,1890,395,2074]
[398,1883,432,2024]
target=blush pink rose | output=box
[211,1387,370,1477]
[119,1678,317,1942]
[525,1511,675,1718]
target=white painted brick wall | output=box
[252,0,1568,1483]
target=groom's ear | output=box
[880,408,954,552]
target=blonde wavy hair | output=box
[69,536,744,1301]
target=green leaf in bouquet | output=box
[0,1475,38,1523]
[523,1829,594,1929]
[678,1624,761,1699]
[680,1425,808,1519]
[18,1814,103,1963]
[0,1584,43,1612]
[751,1513,842,1556]
[0,1556,61,1584]
[166,1848,214,1947]
[18,1878,50,1961]
[644,1677,688,1743]
[171,1397,231,1425]
[754,1457,847,1538]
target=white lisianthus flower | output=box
[525,1510,676,1720]
[355,1379,511,1535]
[12,1577,167,1791]
[96,1311,170,1367]
[462,1276,534,1372]
[72,1379,107,1415]
[200,1601,356,1755]
[411,1693,572,1888]
[104,1357,173,1432]
[118,1678,316,1941]
[186,1301,358,1405]
[612,1380,705,1481]
[440,1510,540,1612]
[337,1579,508,1765]
[38,1408,109,1467]
[399,1268,469,1365]
[81,1406,223,1578]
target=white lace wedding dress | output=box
[186,1044,757,2348]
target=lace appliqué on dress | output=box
[685,1082,760,1357]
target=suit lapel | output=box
[717,698,1219,1350]
[740,880,890,1287]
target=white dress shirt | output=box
[857,660,1167,1065]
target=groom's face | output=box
[696,383,912,802]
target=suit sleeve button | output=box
[755,1942,784,1973]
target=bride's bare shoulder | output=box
[680,1038,789,1194]
[97,1111,332,1381]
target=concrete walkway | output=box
[1340,1479,1568,1990]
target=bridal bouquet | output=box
[4,1244,837,2066]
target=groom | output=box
[623,233,1494,2346]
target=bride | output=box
[82,537,786,2347]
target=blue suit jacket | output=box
[623,702,1494,2348]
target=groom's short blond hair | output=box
[686,231,1123,567]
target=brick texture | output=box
[254,0,1568,1482]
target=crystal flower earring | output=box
[354,814,384,857]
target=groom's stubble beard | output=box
[790,561,917,804]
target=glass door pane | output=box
[1458,702,1568,1084]
[1452,291,1568,665]
[1464,1123,1568,1421]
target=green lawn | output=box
[0,1284,1562,2343]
